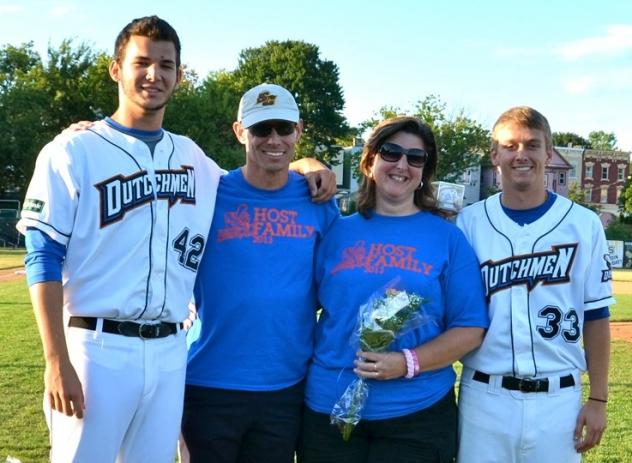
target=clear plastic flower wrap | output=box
[330,283,426,441]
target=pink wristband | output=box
[409,349,420,376]
[402,349,415,379]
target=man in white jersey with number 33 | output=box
[456,106,612,463]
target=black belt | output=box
[69,316,182,339]
[473,370,575,393]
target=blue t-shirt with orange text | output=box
[305,211,489,419]
[186,168,339,391]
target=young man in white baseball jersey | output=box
[456,107,612,462]
[17,16,224,463]
[19,16,335,461]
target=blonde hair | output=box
[492,106,552,151]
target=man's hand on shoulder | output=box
[304,169,337,203]
[63,120,95,134]
[289,157,337,203]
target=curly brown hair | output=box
[356,116,439,217]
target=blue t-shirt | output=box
[305,211,489,420]
[186,169,339,391]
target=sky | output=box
[1,0,631,150]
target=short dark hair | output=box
[114,16,181,68]
[357,116,439,217]
[492,106,552,150]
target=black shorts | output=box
[181,381,304,463]
[298,389,457,463]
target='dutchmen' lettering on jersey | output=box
[480,244,578,298]
[96,166,195,227]
[331,240,432,275]
[217,204,316,244]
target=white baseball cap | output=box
[237,83,300,128]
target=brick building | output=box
[582,149,629,212]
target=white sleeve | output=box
[16,137,80,246]
[201,148,228,176]
[584,212,616,311]
[456,204,475,243]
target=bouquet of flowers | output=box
[330,287,425,441]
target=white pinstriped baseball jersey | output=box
[18,120,223,322]
[457,193,615,377]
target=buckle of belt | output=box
[523,378,547,392]
[117,321,166,339]
[504,376,549,393]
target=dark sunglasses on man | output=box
[248,120,297,138]
[378,143,428,168]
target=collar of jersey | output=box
[501,191,557,226]
[104,117,164,140]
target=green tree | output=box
[568,182,600,213]
[357,96,489,183]
[166,70,244,170]
[618,174,632,220]
[0,42,41,89]
[413,95,489,182]
[605,221,632,241]
[357,105,402,134]
[0,43,46,195]
[231,40,350,163]
[552,132,588,148]
[588,130,617,150]
[0,40,115,195]
[42,40,115,127]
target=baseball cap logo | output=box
[238,84,299,128]
[256,91,277,106]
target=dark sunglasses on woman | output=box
[378,143,428,168]
[248,120,296,138]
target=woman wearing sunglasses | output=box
[300,116,489,462]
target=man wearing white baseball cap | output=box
[181,83,340,462]
[238,82,301,128]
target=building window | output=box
[619,167,625,181]
[559,172,566,185]
[586,165,593,178]
[600,186,608,203]
[602,166,609,180]
[463,169,477,186]
[585,189,592,203]
[569,164,576,179]
[468,169,477,186]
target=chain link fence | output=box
[0,201,22,247]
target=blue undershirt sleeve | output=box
[24,227,66,286]
[584,307,610,321]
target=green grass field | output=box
[612,294,632,322]
[0,249,25,270]
[1,252,631,462]
[612,269,632,282]
[0,280,49,462]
